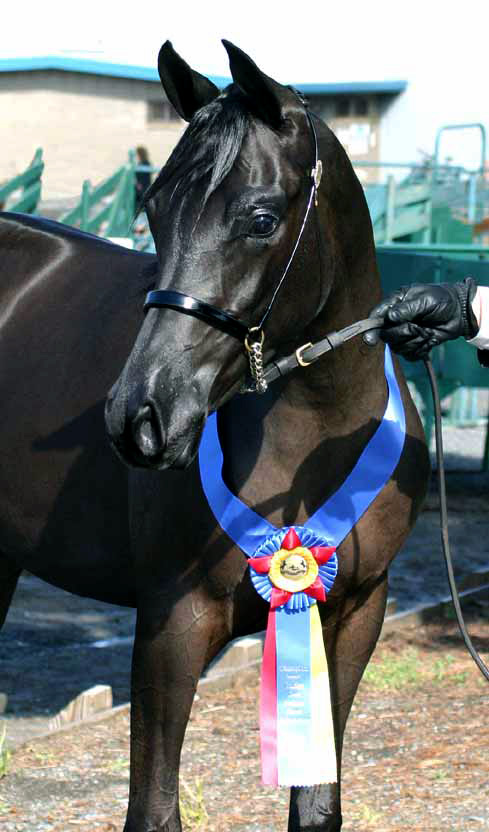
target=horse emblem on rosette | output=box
[0,38,429,832]
[279,551,308,579]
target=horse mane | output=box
[141,87,251,212]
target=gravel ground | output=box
[1,601,488,832]
[1,421,489,830]
[430,420,488,471]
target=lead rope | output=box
[424,357,489,682]
[245,313,489,681]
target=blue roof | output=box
[0,55,229,86]
[0,56,407,95]
[297,80,407,95]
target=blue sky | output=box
[5,0,479,84]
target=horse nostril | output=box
[131,404,164,458]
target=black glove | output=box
[364,278,479,360]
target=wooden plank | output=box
[394,183,431,208]
[90,167,125,202]
[48,684,113,730]
[60,203,82,226]
[9,182,42,213]
[85,201,113,234]
[0,163,43,203]
[106,168,135,236]
[390,211,431,239]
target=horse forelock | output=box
[142,87,253,213]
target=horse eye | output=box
[247,213,278,238]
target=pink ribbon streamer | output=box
[260,608,278,785]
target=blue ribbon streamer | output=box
[275,604,312,784]
[198,345,406,786]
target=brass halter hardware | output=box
[295,342,314,367]
[312,160,323,207]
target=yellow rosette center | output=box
[268,546,318,593]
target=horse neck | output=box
[283,262,385,418]
[219,252,389,518]
[273,130,386,427]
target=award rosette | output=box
[249,526,338,786]
[198,347,406,789]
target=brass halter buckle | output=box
[244,327,268,394]
[295,342,313,367]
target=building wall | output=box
[0,70,185,199]
[332,116,380,184]
[306,93,395,184]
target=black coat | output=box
[478,350,489,367]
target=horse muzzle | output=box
[105,379,204,471]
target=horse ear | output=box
[158,41,220,122]
[221,40,283,129]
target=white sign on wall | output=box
[336,123,373,156]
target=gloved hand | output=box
[364,278,479,360]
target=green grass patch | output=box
[352,804,383,827]
[363,647,422,690]
[432,654,468,685]
[364,647,471,691]
[105,756,129,773]
[180,779,208,830]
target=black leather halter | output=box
[143,100,323,392]
[144,289,249,341]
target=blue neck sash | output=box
[198,346,406,786]
[199,346,405,552]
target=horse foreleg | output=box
[288,576,388,832]
[0,557,21,631]
[124,590,224,832]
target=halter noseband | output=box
[143,101,322,394]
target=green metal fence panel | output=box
[367,176,432,245]
[431,203,473,246]
[0,149,44,214]
[377,243,489,260]
[59,155,136,238]
[106,166,136,236]
[84,199,114,235]
[361,158,489,245]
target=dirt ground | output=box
[1,472,489,831]
[1,599,488,832]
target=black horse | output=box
[0,41,429,832]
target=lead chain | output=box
[244,328,268,394]
[248,341,268,394]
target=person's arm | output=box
[364,278,482,361]
[467,286,489,348]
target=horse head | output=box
[105,40,378,470]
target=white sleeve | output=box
[467,286,489,350]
